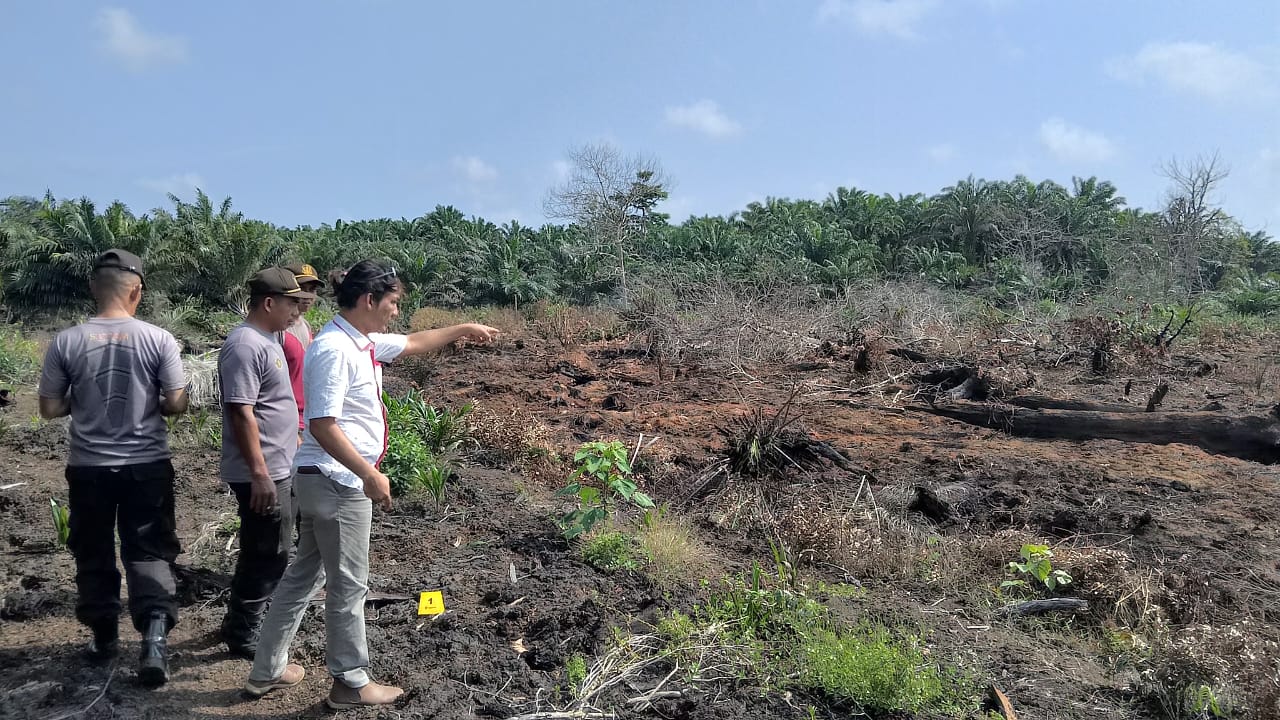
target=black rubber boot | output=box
[220,612,260,660]
[86,619,119,664]
[137,610,170,686]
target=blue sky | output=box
[2,1,1277,233]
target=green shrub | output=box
[797,624,975,715]
[0,327,40,385]
[304,301,336,331]
[556,440,653,539]
[383,429,434,497]
[1223,274,1280,316]
[382,389,470,498]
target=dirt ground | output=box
[1,327,1278,719]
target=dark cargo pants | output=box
[66,460,181,633]
[222,476,295,647]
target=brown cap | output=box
[247,267,317,299]
[286,262,325,287]
[94,249,145,282]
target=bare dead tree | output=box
[1160,153,1230,295]
[544,143,669,295]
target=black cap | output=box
[94,249,145,282]
[247,267,317,299]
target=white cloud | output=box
[139,172,204,197]
[96,8,187,71]
[817,0,938,39]
[550,159,572,182]
[664,100,742,139]
[1106,41,1275,104]
[925,143,956,162]
[452,156,498,183]
[1038,118,1116,164]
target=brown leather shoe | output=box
[327,680,404,709]
[243,664,306,698]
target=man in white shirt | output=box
[244,260,498,709]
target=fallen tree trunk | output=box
[1005,394,1145,413]
[998,598,1089,617]
[910,401,1280,464]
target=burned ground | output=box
[1,322,1278,720]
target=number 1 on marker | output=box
[418,590,445,616]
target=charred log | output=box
[910,401,1280,464]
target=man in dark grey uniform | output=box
[218,267,314,659]
[38,249,189,686]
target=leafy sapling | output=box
[1002,543,1072,593]
[556,440,654,539]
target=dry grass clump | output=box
[527,300,591,348]
[626,280,839,371]
[637,510,714,591]
[1054,545,1167,630]
[410,306,472,332]
[410,305,528,337]
[473,305,527,336]
[182,351,220,409]
[840,281,984,358]
[1133,622,1280,720]
[465,404,563,485]
[1218,356,1277,396]
[576,305,624,340]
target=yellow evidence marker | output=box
[417,590,446,616]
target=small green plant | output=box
[49,498,71,548]
[797,624,976,715]
[565,653,588,694]
[1189,684,1229,718]
[421,402,473,454]
[581,531,644,571]
[413,462,450,510]
[304,302,336,331]
[1002,543,1073,593]
[555,440,653,539]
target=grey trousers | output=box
[248,472,373,688]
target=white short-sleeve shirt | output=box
[293,314,407,489]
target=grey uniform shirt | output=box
[219,323,299,483]
[38,317,186,467]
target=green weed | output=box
[581,531,645,572]
[797,624,976,715]
[0,327,40,386]
[413,462,450,510]
[49,498,70,548]
[565,653,587,692]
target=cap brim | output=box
[285,289,317,300]
[296,275,325,287]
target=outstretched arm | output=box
[400,323,499,358]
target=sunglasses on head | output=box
[369,266,398,282]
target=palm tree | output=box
[931,176,998,264]
[157,190,284,309]
[1,197,158,313]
